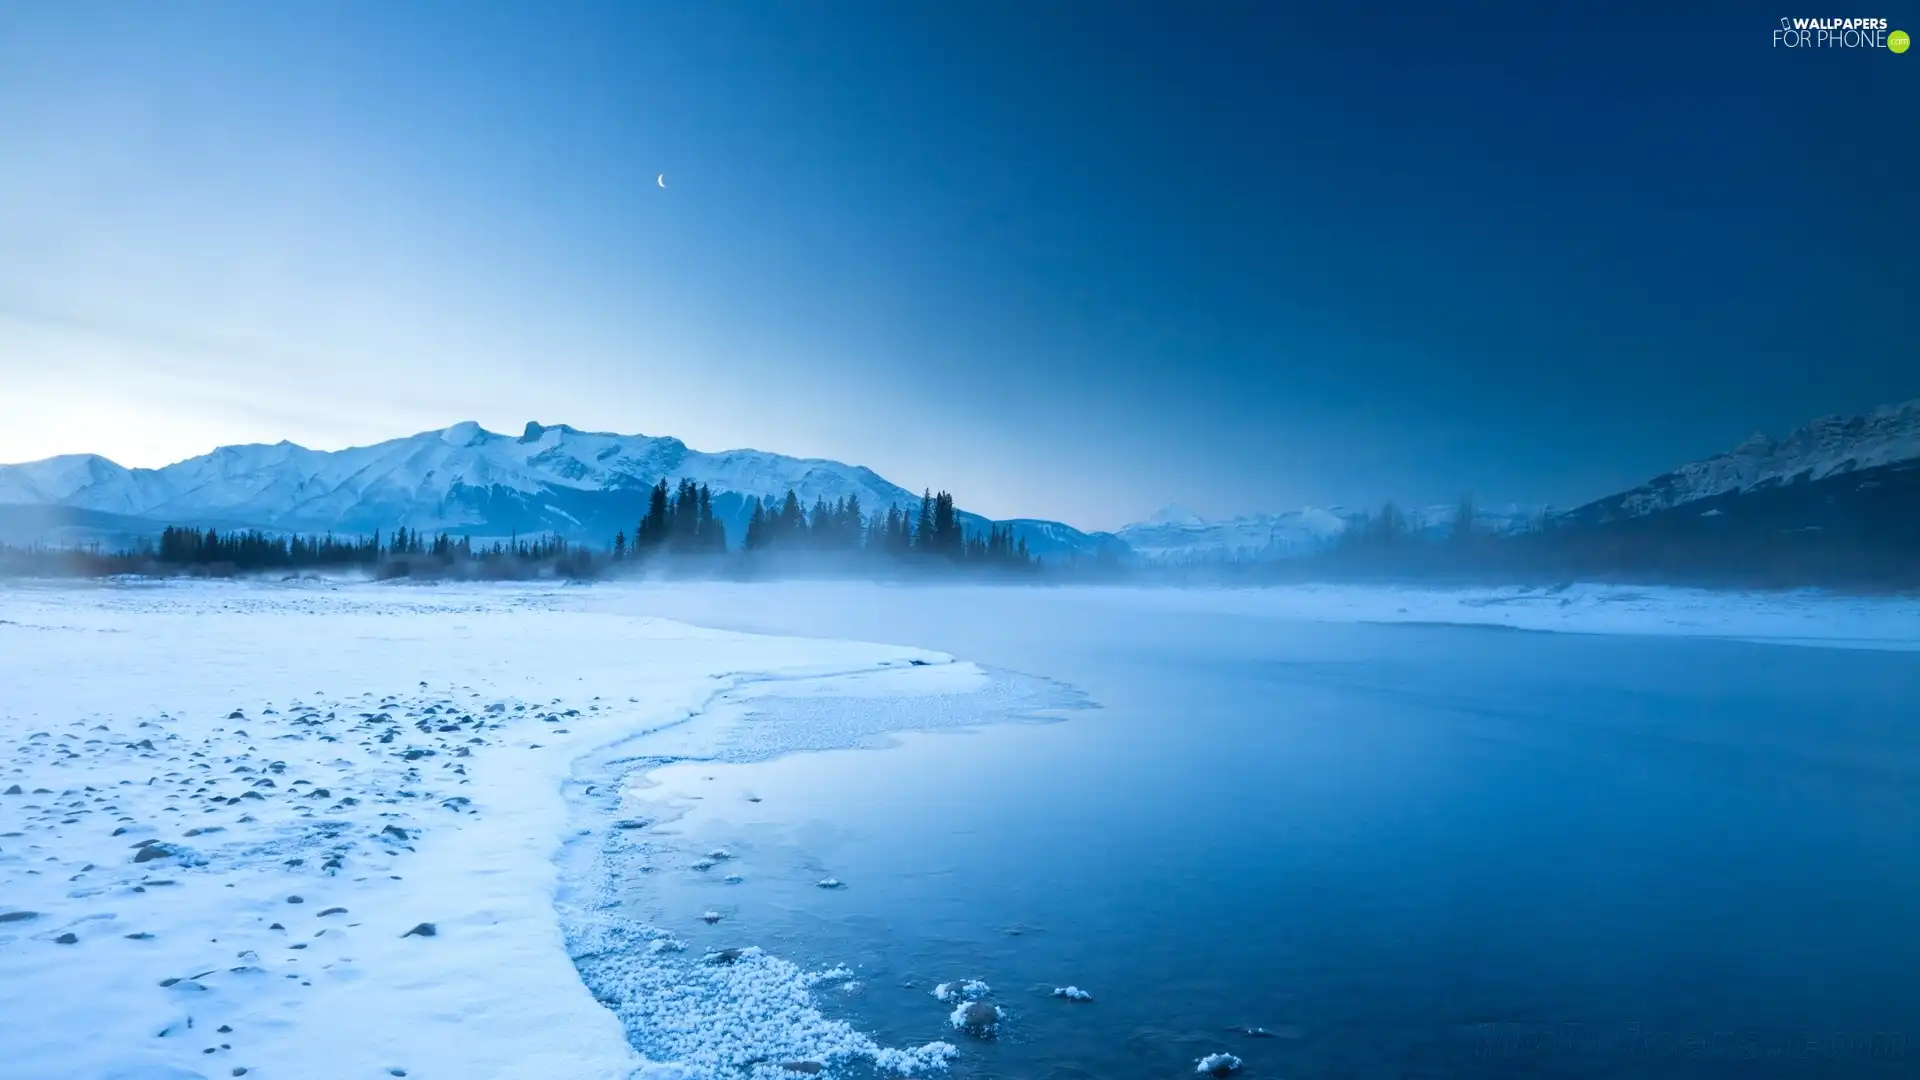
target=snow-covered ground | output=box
[0,581,1054,1080]
[4,575,1916,1080]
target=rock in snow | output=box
[950,1001,1001,1039]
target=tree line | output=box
[614,478,726,558]
[154,524,579,567]
[146,525,588,576]
[603,484,1033,567]
[32,480,1040,579]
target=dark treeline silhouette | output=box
[719,487,1030,567]
[0,524,599,579]
[616,478,726,558]
[151,524,583,574]
[157,525,387,569]
[0,478,1041,580]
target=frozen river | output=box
[608,582,1920,1079]
[3,579,1917,1080]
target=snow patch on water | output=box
[1195,1052,1243,1075]
[570,924,957,1078]
[931,979,991,1003]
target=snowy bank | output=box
[589,579,1920,652]
[0,581,1042,1080]
[1087,582,1920,650]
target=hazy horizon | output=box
[4,399,1916,535]
[2,2,1914,530]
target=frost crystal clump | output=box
[1195,1053,1243,1076]
[930,979,990,1003]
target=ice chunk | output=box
[931,979,990,1002]
[1195,1053,1243,1076]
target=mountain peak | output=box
[440,421,488,447]
[514,421,584,443]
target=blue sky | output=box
[0,2,1914,529]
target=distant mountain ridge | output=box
[0,421,1123,559]
[1533,396,1920,585]
[1115,503,1542,563]
[1116,506,1353,562]
[1112,397,1920,567]
[1562,397,1920,524]
[4,397,1912,575]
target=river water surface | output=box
[608,584,1920,1079]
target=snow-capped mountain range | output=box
[1113,502,1543,563]
[2,397,1912,563]
[1563,397,1920,524]
[0,421,1123,558]
[1114,504,1353,562]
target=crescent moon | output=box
[657,174,666,189]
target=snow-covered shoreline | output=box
[6,575,1915,1079]
[7,576,1916,651]
[553,578,1920,653]
[1075,581,1920,650]
[0,581,1040,1080]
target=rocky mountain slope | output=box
[1562,398,1920,524]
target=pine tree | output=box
[914,490,934,551]
[893,506,912,554]
[640,479,671,549]
[808,497,830,547]
[932,492,958,557]
[744,502,766,551]
[843,493,864,550]
[696,484,721,551]
[779,490,803,544]
[670,479,696,552]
